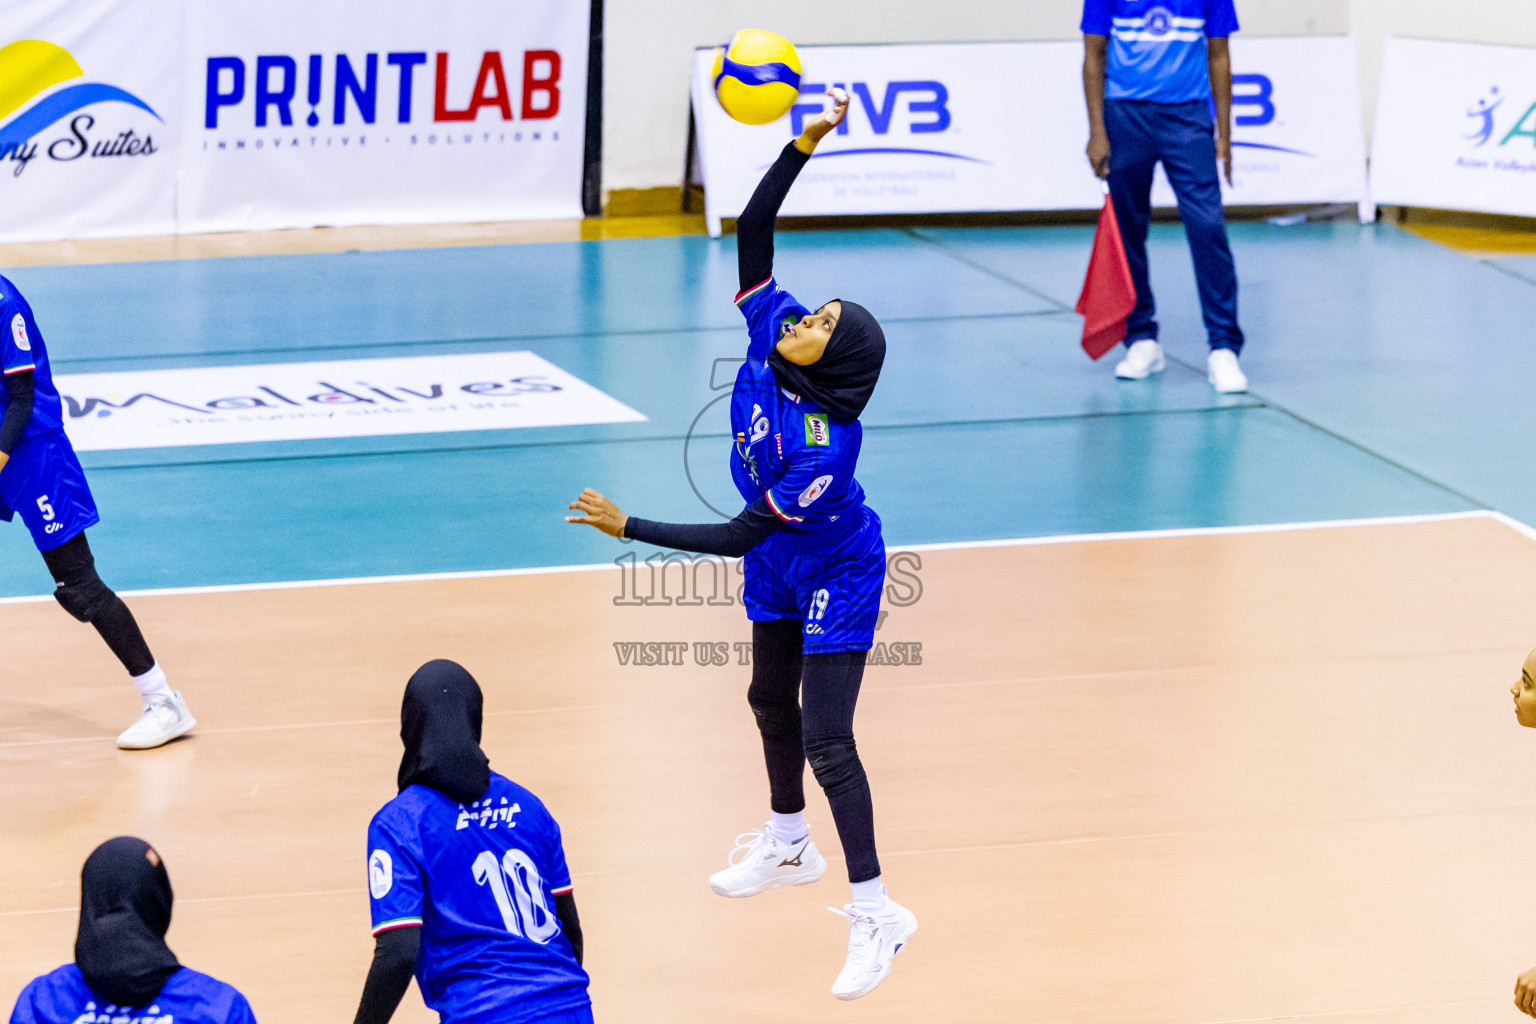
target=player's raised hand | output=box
[565,488,629,539]
[1518,965,1536,1017]
[796,88,850,154]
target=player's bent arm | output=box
[352,925,420,1024]
[735,144,808,293]
[736,88,849,293]
[554,891,583,965]
[0,368,36,470]
[624,500,782,558]
[566,487,784,556]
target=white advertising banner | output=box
[180,0,590,232]
[1371,37,1536,217]
[56,352,645,451]
[1153,37,1367,209]
[691,38,1367,235]
[0,0,183,242]
[0,0,589,242]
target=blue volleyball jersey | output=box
[10,965,256,1024]
[0,274,66,441]
[367,772,590,1024]
[1081,0,1240,103]
[732,276,867,531]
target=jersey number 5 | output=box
[472,849,562,943]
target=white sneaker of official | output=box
[1207,349,1249,393]
[117,691,197,750]
[828,897,918,1000]
[1114,339,1166,379]
[708,824,827,898]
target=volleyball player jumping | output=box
[566,89,915,1001]
[0,273,193,749]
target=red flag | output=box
[1075,191,1137,360]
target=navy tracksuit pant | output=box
[1105,98,1244,353]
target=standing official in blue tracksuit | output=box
[1082,0,1250,394]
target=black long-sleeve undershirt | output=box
[0,369,34,456]
[737,142,810,293]
[553,891,583,965]
[351,892,585,1024]
[624,498,785,558]
[352,926,419,1024]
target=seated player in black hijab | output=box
[10,836,256,1024]
[565,89,916,1001]
[352,659,592,1024]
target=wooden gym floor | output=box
[3,514,1534,1023]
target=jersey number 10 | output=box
[472,849,562,944]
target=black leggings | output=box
[748,619,880,883]
[41,533,156,678]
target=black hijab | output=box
[397,659,491,805]
[74,837,181,1007]
[768,299,886,425]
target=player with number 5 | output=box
[353,660,591,1024]
[0,273,194,749]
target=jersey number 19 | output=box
[472,849,562,943]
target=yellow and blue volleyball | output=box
[712,30,802,126]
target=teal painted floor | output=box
[0,219,1522,597]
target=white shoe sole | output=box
[832,908,918,1001]
[117,713,197,750]
[1115,354,1166,379]
[710,857,827,898]
[1209,379,1247,394]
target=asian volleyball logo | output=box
[0,39,161,169]
[369,849,393,898]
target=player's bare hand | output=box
[565,488,629,539]
[1517,965,1536,1017]
[1087,133,1111,178]
[796,88,849,153]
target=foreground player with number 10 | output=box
[353,660,592,1024]
[566,88,916,1000]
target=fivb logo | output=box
[788,79,986,164]
[204,49,562,129]
[790,81,951,138]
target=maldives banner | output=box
[56,351,645,451]
[0,0,182,242]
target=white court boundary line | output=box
[0,509,1528,607]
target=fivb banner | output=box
[0,0,182,243]
[690,38,1368,235]
[1370,38,1536,218]
[180,0,590,232]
